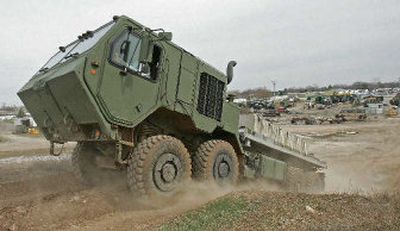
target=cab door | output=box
[97,28,160,127]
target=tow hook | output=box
[50,141,65,156]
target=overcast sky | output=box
[0,0,399,104]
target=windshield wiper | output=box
[63,52,79,60]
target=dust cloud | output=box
[1,118,400,230]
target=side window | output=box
[149,45,162,80]
[110,30,142,72]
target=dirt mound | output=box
[0,190,115,231]
[0,153,235,230]
[161,191,400,230]
[0,181,232,230]
[1,153,399,231]
[1,118,400,230]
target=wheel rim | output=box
[153,153,183,192]
[213,152,233,183]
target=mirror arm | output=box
[119,67,128,76]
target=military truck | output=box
[18,15,325,197]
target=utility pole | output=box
[271,80,276,96]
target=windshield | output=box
[110,30,142,72]
[39,21,115,72]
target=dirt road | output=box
[283,117,400,192]
[0,118,399,230]
[0,153,231,230]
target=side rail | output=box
[247,114,309,156]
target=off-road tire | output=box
[126,135,191,197]
[71,142,99,186]
[192,140,239,185]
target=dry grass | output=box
[159,191,400,231]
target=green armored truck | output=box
[18,15,325,196]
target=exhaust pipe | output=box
[226,60,237,84]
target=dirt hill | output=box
[160,191,400,231]
[1,119,400,230]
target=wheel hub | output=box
[161,163,177,183]
[153,153,182,192]
[218,162,229,178]
[213,153,232,182]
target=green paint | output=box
[259,155,287,181]
[17,15,240,143]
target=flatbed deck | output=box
[239,128,327,169]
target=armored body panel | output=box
[18,15,325,193]
[18,16,239,145]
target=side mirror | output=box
[158,32,173,41]
[140,63,151,75]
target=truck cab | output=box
[19,15,239,144]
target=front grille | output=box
[197,72,225,121]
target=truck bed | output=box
[239,113,327,169]
[239,128,327,168]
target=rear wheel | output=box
[126,135,191,197]
[192,140,239,185]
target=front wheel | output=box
[192,140,239,185]
[71,142,100,186]
[126,135,192,197]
